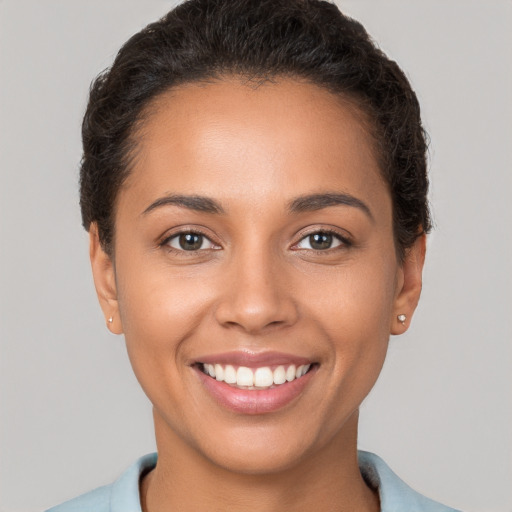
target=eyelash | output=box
[160,227,352,256]
[292,228,352,252]
[160,229,219,254]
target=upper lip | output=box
[192,350,314,368]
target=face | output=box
[91,79,424,474]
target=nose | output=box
[214,248,299,334]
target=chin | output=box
[203,438,313,476]
[189,412,355,477]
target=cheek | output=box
[304,255,397,334]
[114,255,226,391]
[113,268,210,420]
[117,263,211,344]
[300,253,398,384]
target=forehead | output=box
[122,79,388,215]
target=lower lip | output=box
[196,367,316,415]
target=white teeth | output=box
[254,367,274,387]
[224,364,237,384]
[202,362,312,389]
[286,365,296,382]
[236,366,254,387]
[273,365,286,385]
[214,364,224,381]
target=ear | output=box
[390,233,427,335]
[89,223,123,335]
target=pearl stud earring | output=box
[108,316,113,324]
[397,314,406,325]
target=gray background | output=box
[1,1,511,511]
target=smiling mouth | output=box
[198,363,314,390]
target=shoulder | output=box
[358,451,461,512]
[45,484,111,512]
[45,453,157,512]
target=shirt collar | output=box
[109,451,457,512]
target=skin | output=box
[90,79,426,511]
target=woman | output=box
[48,0,459,510]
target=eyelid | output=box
[159,226,221,251]
[291,227,352,251]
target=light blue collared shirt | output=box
[47,451,461,512]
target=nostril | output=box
[267,320,287,329]
[213,266,300,333]
[220,317,290,334]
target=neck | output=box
[141,409,379,512]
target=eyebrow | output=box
[288,193,374,221]
[141,194,225,216]
[141,192,373,220]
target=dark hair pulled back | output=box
[80,0,431,259]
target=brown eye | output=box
[179,233,203,250]
[309,233,333,250]
[296,231,344,251]
[167,232,216,251]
